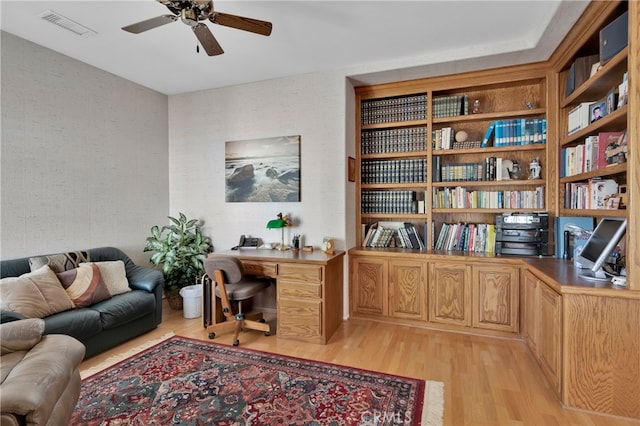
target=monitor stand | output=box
[579,267,611,282]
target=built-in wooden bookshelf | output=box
[350,1,639,420]
[355,64,551,253]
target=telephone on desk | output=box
[232,235,259,250]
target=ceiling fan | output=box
[122,0,272,56]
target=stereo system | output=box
[495,212,549,256]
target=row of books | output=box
[362,222,425,249]
[561,131,625,177]
[361,190,419,214]
[361,159,427,184]
[482,118,547,147]
[433,157,517,182]
[432,186,545,209]
[563,178,619,210]
[432,127,455,150]
[432,94,469,118]
[434,222,496,253]
[361,127,428,155]
[361,94,427,125]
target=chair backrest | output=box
[203,256,244,284]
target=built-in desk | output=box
[207,249,345,345]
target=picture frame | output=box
[348,156,356,182]
[225,135,301,202]
[606,88,617,114]
[589,101,606,123]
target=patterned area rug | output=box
[74,335,444,425]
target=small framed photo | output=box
[606,89,617,114]
[589,101,606,123]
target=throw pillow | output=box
[56,264,111,308]
[0,266,75,318]
[81,261,131,296]
[28,251,90,273]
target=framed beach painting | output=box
[225,135,301,202]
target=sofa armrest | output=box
[127,265,163,293]
[0,310,26,324]
[1,318,44,355]
[0,334,85,425]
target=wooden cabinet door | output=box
[429,262,471,327]
[538,283,562,395]
[351,257,388,316]
[522,270,540,354]
[389,259,427,321]
[473,265,519,333]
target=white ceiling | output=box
[0,1,589,95]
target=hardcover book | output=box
[597,131,624,169]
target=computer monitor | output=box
[575,217,626,282]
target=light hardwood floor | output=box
[81,300,639,426]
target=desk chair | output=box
[203,255,271,346]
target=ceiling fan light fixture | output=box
[181,9,199,26]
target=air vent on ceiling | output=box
[38,10,97,38]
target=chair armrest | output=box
[127,265,163,293]
[1,318,44,355]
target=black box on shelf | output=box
[599,11,628,65]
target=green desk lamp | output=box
[266,213,289,250]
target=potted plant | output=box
[144,213,213,310]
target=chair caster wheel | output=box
[264,331,271,337]
[233,339,240,346]
[208,333,215,339]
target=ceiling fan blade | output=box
[122,14,178,33]
[210,12,272,36]
[192,23,224,56]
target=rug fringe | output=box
[80,332,175,379]
[422,380,444,426]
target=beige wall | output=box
[168,71,348,253]
[0,32,169,265]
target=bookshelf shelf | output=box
[433,179,545,188]
[559,208,626,218]
[432,108,545,124]
[362,151,428,160]
[559,163,626,183]
[433,208,539,214]
[361,119,428,130]
[433,144,545,156]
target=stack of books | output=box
[361,127,428,154]
[482,118,547,147]
[434,222,496,253]
[361,94,427,125]
[432,94,469,118]
[362,222,425,249]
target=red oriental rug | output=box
[73,335,444,425]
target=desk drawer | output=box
[278,298,322,339]
[243,261,277,278]
[278,264,322,282]
[279,280,322,299]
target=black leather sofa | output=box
[0,247,163,359]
